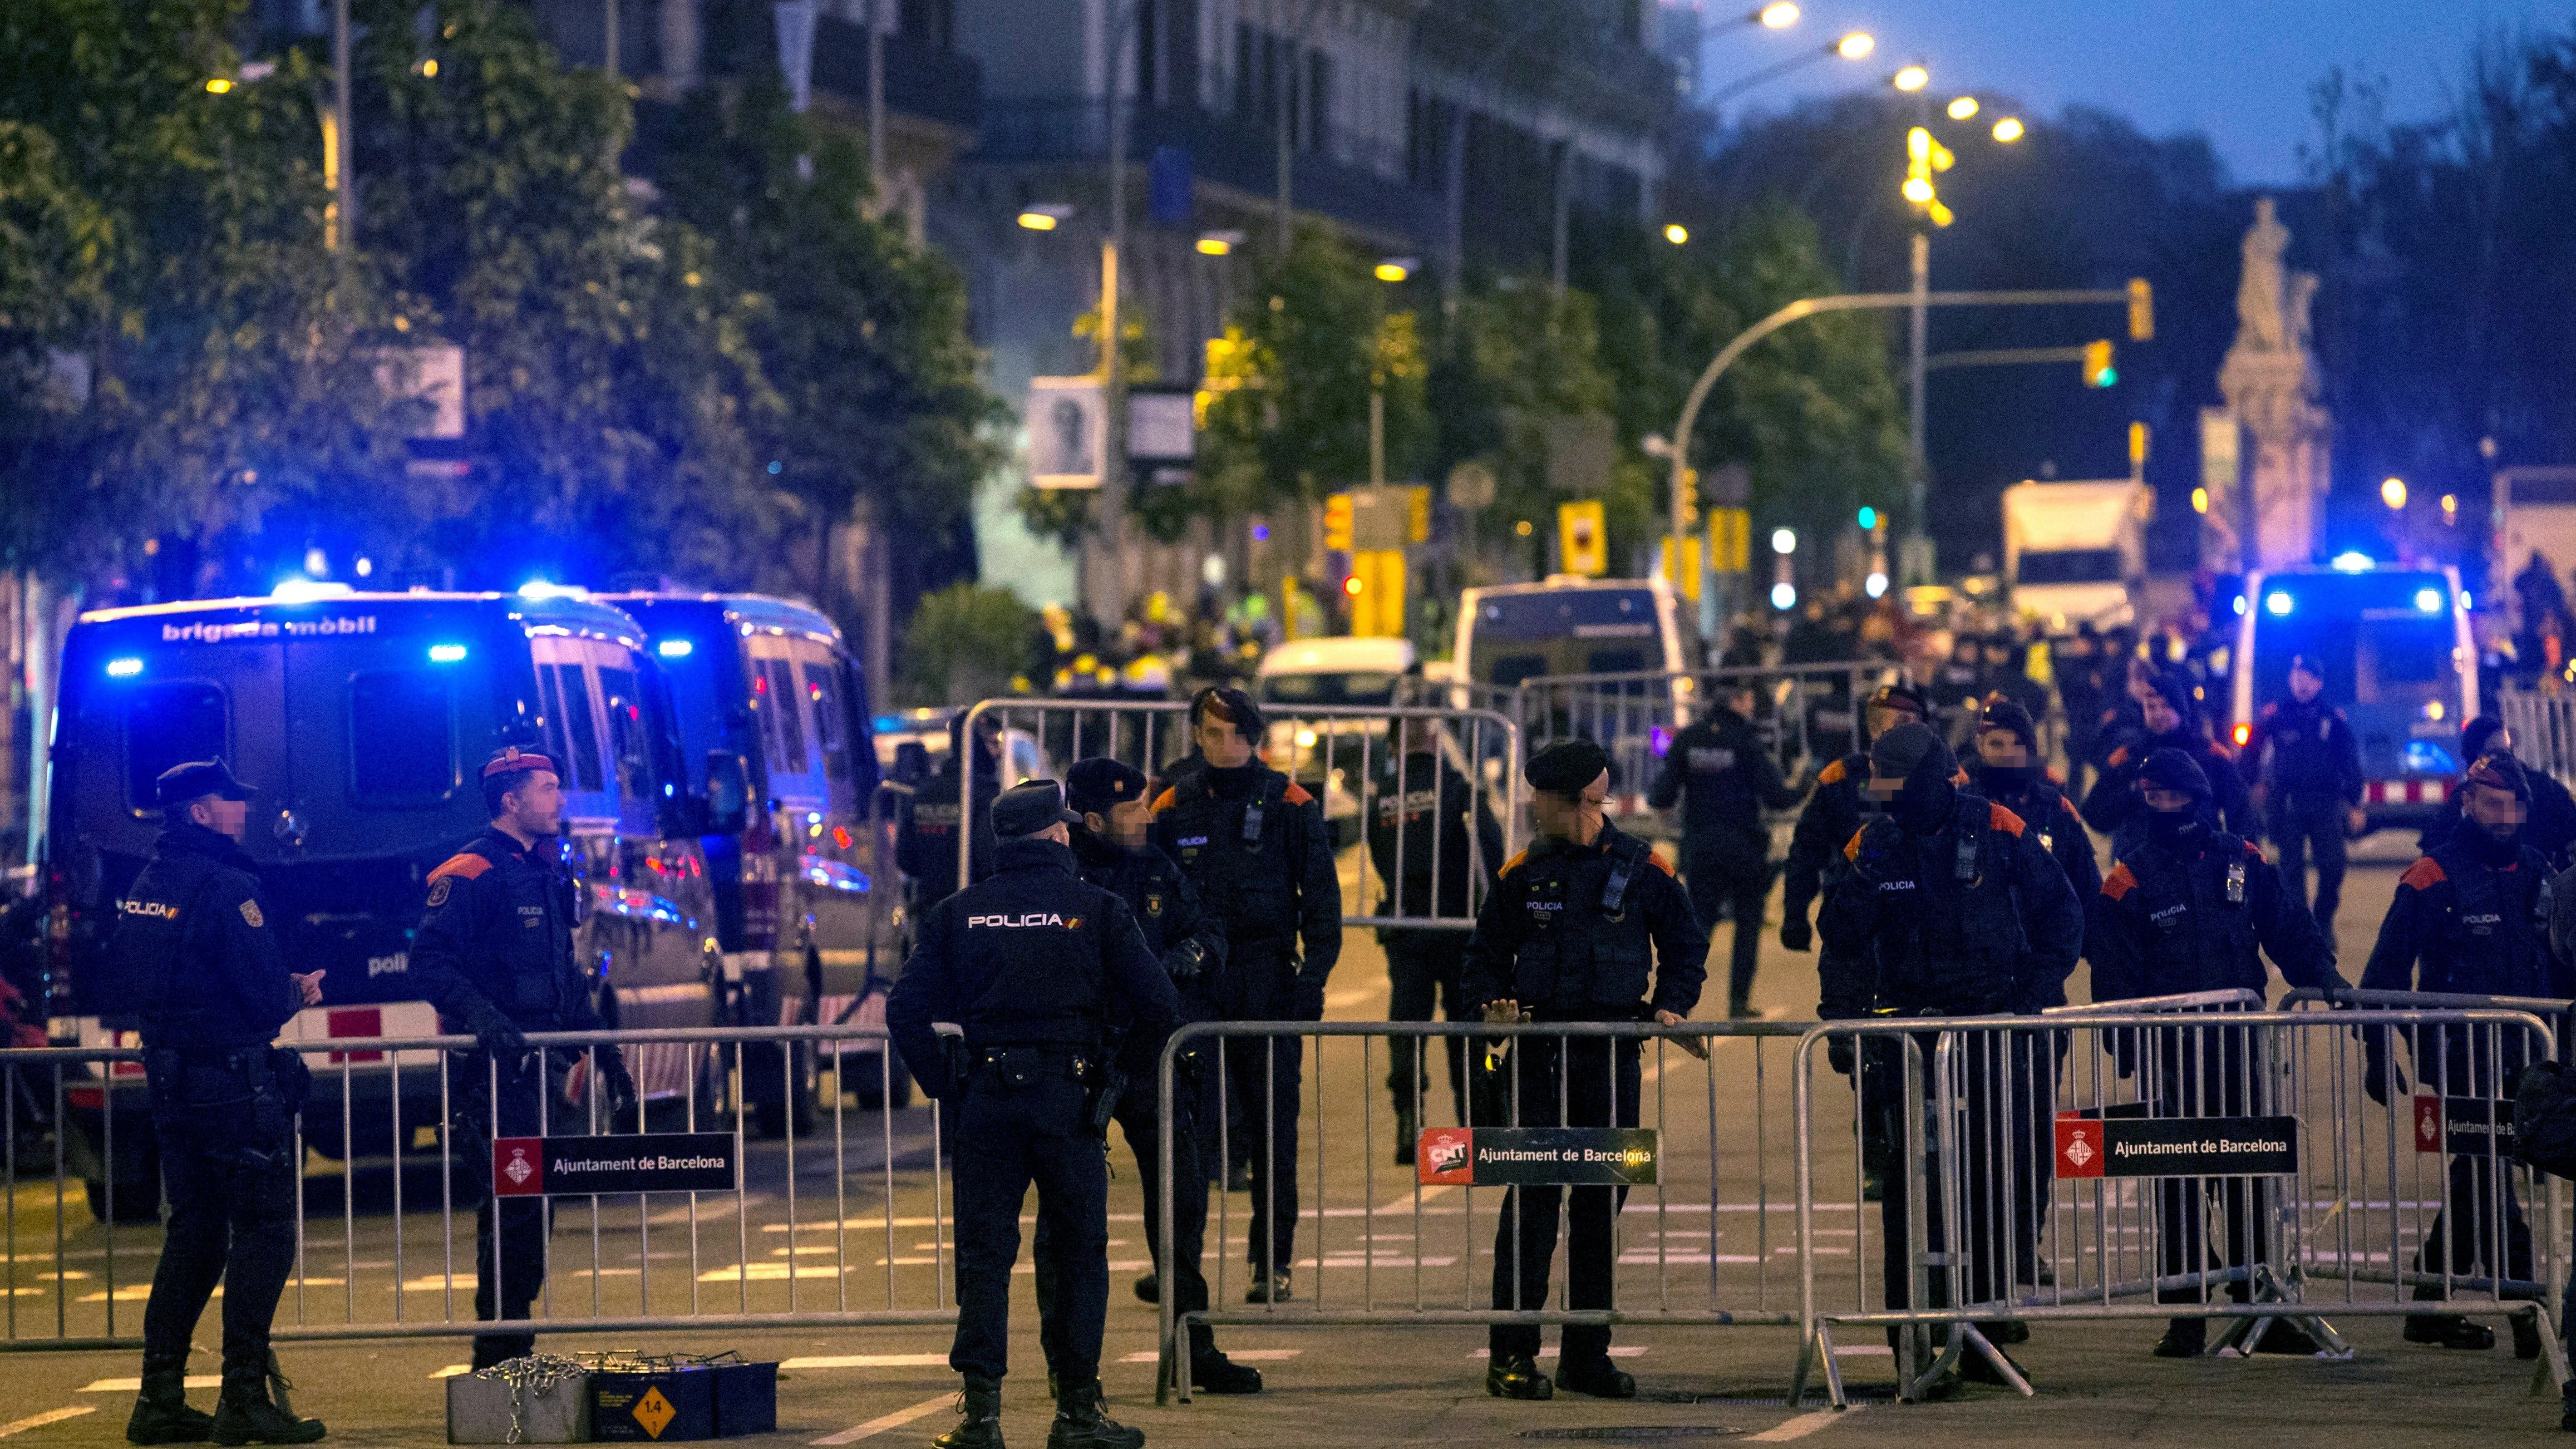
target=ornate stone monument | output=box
[2212,197,2332,571]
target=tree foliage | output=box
[899,581,1032,706]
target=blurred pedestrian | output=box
[2081,669,2250,856]
[2238,654,2365,931]
[1648,682,1801,1017]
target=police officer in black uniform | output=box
[1649,682,1800,1018]
[1817,723,2082,1382]
[2361,751,2562,1357]
[2081,669,2251,856]
[2089,748,2341,1358]
[1781,683,1928,953]
[1032,760,1262,1397]
[2421,717,2576,870]
[114,761,327,1446]
[2238,655,2366,930]
[1150,687,1339,1304]
[888,780,1179,1449]
[1971,697,2101,935]
[1366,716,1506,1156]
[1463,741,1709,1402]
[898,712,1004,910]
[410,747,636,1370]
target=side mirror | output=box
[705,750,751,835]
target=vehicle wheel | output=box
[752,1046,817,1139]
[86,1171,161,1225]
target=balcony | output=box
[810,17,982,134]
[975,97,1441,245]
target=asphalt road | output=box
[7,835,2572,1446]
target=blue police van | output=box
[42,589,723,1218]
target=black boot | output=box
[1485,1354,1553,1401]
[1557,1357,1636,1399]
[932,1378,1002,1449]
[1044,1382,1142,1449]
[127,1365,214,1445]
[1130,1274,1160,1305]
[2151,1318,2203,1358]
[209,1372,325,1446]
[1187,1325,1262,1394]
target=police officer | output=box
[1781,683,1929,953]
[1649,683,1801,1018]
[1150,687,1339,1304]
[410,747,636,1370]
[1031,760,1262,1398]
[1367,716,1507,1154]
[1463,741,1708,1401]
[2421,717,2576,869]
[1971,696,2101,939]
[2361,752,2560,1357]
[2089,748,2341,1358]
[1816,723,2081,1382]
[2081,668,2250,855]
[2238,655,2365,930]
[898,712,1003,911]
[114,761,327,1446]
[888,780,1179,1449]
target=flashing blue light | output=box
[2264,591,2294,617]
[2414,588,2443,614]
[105,657,143,678]
[1770,581,1797,610]
[2231,595,2247,615]
[2329,551,2375,572]
[2405,740,2461,777]
[1856,506,1878,530]
[272,578,353,602]
[657,639,695,659]
[518,580,588,600]
[427,643,469,664]
[2460,590,2475,610]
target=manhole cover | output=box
[1516,1428,1743,1442]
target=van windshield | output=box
[1467,589,1662,687]
[1261,671,1398,705]
[2249,573,2458,710]
[2017,549,2123,586]
[125,682,228,809]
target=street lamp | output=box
[1706,32,1878,108]
[1757,2,1801,28]
[1991,116,2025,143]
[1017,204,1073,231]
[1893,63,1929,92]
[1663,223,1690,245]
[1375,257,1417,282]
[1196,229,1245,256]
[1946,95,1978,120]
[2381,476,2408,510]
[1837,31,1876,60]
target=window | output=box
[126,683,226,811]
[597,665,656,809]
[760,658,810,777]
[550,663,606,792]
[802,662,849,781]
[349,671,455,804]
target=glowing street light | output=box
[1893,63,1929,92]
[1837,31,1875,60]
[1017,204,1073,231]
[1663,223,1690,245]
[1757,2,1801,28]
[1196,229,1245,256]
[2380,476,2408,510]
[1902,176,1934,204]
[1947,96,1979,120]
[1992,116,2025,143]
[1375,257,1417,282]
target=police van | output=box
[594,593,898,1130]
[2228,563,2478,831]
[1453,577,1690,814]
[43,589,722,1216]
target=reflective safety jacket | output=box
[1816,793,2081,1018]
[2089,825,2341,1000]
[2361,840,2565,1000]
[1460,821,1708,1022]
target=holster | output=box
[1087,1067,1124,1138]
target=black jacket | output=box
[1647,707,1801,851]
[1070,826,1227,1020]
[2362,840,2567,1000]
[1817,793,2082,1018]
[895,753,999,909]
[2082,730,2251,852]
[2239,696,2363,803]
[1151,762,1341,1016]
[2420,768,2576,871]
[1979,774,2101,1004]
[109,822,298,1049]
[1782,753,1871,926]
[2089,825,2341,1001]
[410,828,603,1036]
[1365,747,1505,921]
[885,837,1179,1096]
[1460,821,1708,1022]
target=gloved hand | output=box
[1291,974,1328,1023]
[1165,938,1207,983]
[1828,1037,1855,1077]
[1780,916,1814,953]
[469,1007,528,1066]
[597,1048,639,1123]
[2364,1042,2407,1107]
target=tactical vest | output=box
[1506,831,1658,1014]
[1165,771,1303,947]
[1848,793,2028,1013]
[2121,834,2265,996]
[2426,849,2551,998]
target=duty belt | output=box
[971,1045,1095,1088]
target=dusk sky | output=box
[1687,0,2576,184]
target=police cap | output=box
[1868,722,1952,782]
[2137,746,2213,802]
[2465,751,2531,802]
[1066,757,1149,819]
[155,758,252,810]
[1977,693,2037,752]
[992,778,1083,837]
[480,746,559,782]
[1525,740,1611,795]
[1866,682,1929,719]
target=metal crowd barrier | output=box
[1791,1003,2570,1408]
[0,1026,954,1348]
[958,698,1521,930]
[1506,664,1894,816]
[2499,686,2576,790]
[1150,1019,1810,1402]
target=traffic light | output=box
[1323,492,1353,551]
[2126,278,2154,342]
[2082,339,2116,388]
[2129,421,2150,467]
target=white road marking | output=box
[809,1394,954,1445]
[0,1408,95,1438]
[782,1354,949,1370]
[1119,1348,1303,1363]
[431,1365,471,1378]
[1749,1405,1861,1441]
[78,1378,217,1393]
[1373,1184,1454,1215]
[1466,1346,1647,1359]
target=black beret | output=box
[1066,757,1149,818]
[2146,669,2200,722]
[2461,716,2507,761]
[1867,682,1929,718]
[992,778,1082,837]
[2138,746,2213,802]
[1869,722,1953,781]
[155,758,251,810]
[2465,751,2531,801]
[1977,694,2037,752]
[1525,739,1610,794]
[1190,686,1266,741]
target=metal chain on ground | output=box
[473,1353,589,1445]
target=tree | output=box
[900,581,1033,706]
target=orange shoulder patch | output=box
[2400,856,2447,891]
[2102,863,2137,901]
[1818,757,1847,785]
[428,852,492,882]
[2206,740,2237,762]
[1649,852,1677,876]
[2060,795,2087,827]
[1282,781,1314,806]
[1149,787,1178,814]
[1988,802,2026,836]
[1500,850,1529,877]
[2106,746,2131,767]
[1844,828,1865,863]
[1952,766,1972,786]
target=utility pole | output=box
[1550,139,1572,297]
[865,0,885,218]
[604,0,619,80]
[1908,229,1929,561]
[1095,0,1134,622]
[331,0,353,249]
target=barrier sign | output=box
[2414,1095,2514,1155]
[2055,1116,2297,1179]
[491,1133,739,1197]
[1415,1127,1658,1186]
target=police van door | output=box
[741,634,827,1016]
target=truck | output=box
[1999,479,2150,632]
[2493,466,2576,630]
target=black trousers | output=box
[1220,1034,1302,1278]
[1034,1078,1217,1372]
[1383,930,1468,1129]
[1488,1034,1641,1366]
[142,1051,298,1381]
[2411,1032,2535,1300]
[2267,793,2350,931]
[1865,1032,2038,1319]
[1681,837,1770,1011]
[950,1073,1107,1386]
[2142,1027,2274,1307]
[457,1052,573,1369]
